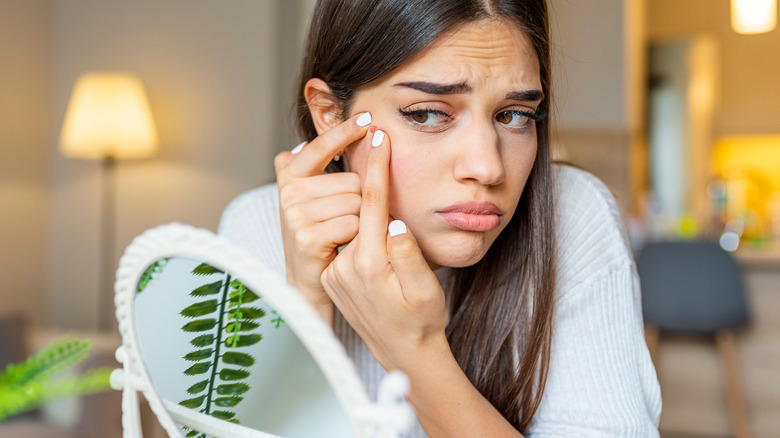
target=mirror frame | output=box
[113,223,412,438]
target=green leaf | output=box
[216,383,250,395]
[178,395,206,409]
[219,368,250,381]
[225,334,262,348]
[229,290,259,305]
[186,380,209,394]
[192,263,223,276]
[190,280,223,297]
[210,410,236,420]
[228,307,265,320]
[270,315,285,329]
[214,396,243,408]
[183,362,211,376]
[1,338,90,388]
[137,259,168,293]
[225,320,260,333]
[185,430,200,438]
[221,352,255,367]
[181,319,217,332]
[189,334,215,347]
[183,349,213,362]
[180,300,218,318]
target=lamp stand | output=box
[99,155,117,330]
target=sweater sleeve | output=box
[526,166,662,437]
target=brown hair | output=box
[296,0,554,432]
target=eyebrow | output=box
[394,81,544,102]
[394,81,472,95]
[505,89,544,102]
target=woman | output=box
[220,0,661,436]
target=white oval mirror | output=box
[113,223,413,438]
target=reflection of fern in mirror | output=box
[137,258,169,292]
[178,262,283,438]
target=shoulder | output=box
[219,183,279,229]
[552,164,634,290]
[218,183,285,276]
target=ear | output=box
[304,78,341,135]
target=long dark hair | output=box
[296,0,554,432]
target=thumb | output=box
[386,220,442,307]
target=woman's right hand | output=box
[274,112,372,326]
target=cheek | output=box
[387,132,440,217]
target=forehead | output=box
[381,18,540,89]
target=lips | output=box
[436,201,503,232]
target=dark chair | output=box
[637,241,751,438]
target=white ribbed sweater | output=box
[218,165,662,437]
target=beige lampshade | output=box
[60,72,159,159]
[731,0,777,35]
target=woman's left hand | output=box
[320,129,450,371]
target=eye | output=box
[398,107,453,130]
[495,110,534,129]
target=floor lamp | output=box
[60,72,159,330]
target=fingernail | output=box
[372,130,385,147]
[356,112,372,127]
[388,220,407,237]
[291,141,306,154]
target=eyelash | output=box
[397,107,546,132]
[398,107,453,131]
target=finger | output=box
[279,172,360,207]
[282,112,372,182]
[308,215,360,254]
[274,140,308,174]
[386,220,442,307]
[284,193,361,226]
[357,128,391,255]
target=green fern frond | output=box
[213,396,243,407]
[137,259,169,293]
[189,334,215,347]
[179,274,269,427]
[224,334,262,348]
[183,362,211,376]
[221,352,254,367]
[186,380,209,394]
[191,263,223,276]
[181,319,218,332]
[178,394,206,409]
[183,349,213,362]
[218,368,250,381]
[190,281,223,297]
[210,410,236,420]
[0,351,111,422]
[0,338,90,388]
[225,320,260,333]
[215,383,249,396]
[180,300,219,318]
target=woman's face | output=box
[346,19,542,269]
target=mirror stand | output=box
[112,223,414,438]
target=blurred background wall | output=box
[1,0,778,436]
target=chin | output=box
[421,235,492,269]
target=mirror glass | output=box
[133,257,354,437]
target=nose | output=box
[452,120,506,186]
